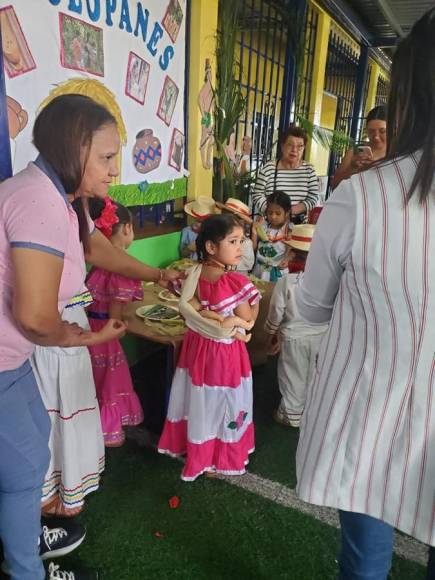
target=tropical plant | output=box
[212,0,245,202]
[296,115,354,154]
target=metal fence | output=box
[324,29,360,139]
[375,75,390,106]
[235,0,289,170]
[233,0,320,173]
[295,3,319,121]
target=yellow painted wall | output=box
[187,0,218,202]
[305,6,331,174]
[365,60,380,116]
[314,91,337,175]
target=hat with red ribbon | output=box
[288,224,315,252]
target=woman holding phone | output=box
[331,106,386,190]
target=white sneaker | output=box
[46,561,98,579]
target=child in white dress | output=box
[252,191,292,281]
[264,224,328,427]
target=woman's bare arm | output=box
[11,248,92,347]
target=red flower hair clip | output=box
[94,196,119,238]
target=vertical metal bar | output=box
[279,0,309,135]
[252,0,265,165]
[256,0,272,166]
[183,0,191,171]
[350,43,369,140]
[264,5,279,161]
[236,0,246,149]
[244,0,256,150]
[273,10,285,158]
[0,25,12,181]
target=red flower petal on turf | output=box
[168,495,180,509]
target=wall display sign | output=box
[0,0,186,184]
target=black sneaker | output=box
[40,521,86,560]
[45,561,98,579]
[1,521,86,576]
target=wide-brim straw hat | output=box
[287,224,315,252]
[215,198,253,224]
[184,196,220,219]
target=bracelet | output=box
[158,269,164,282]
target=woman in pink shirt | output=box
[0,95,179,580]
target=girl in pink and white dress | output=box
[86,198,144,447]
[158,214,261,481]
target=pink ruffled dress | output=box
[86,269,144,447]
[158,272,261,481]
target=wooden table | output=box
[246,280,273,367]
[123,283,186,413]
[123,283,186,349]
[123,279,274,368]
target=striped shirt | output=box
[295,152,435,547]
[252,160,319,216]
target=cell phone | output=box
[357,145,372,156]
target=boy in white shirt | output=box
[264,224,328,427]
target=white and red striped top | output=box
[295,152,435,547]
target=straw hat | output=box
[215,198,253,224]
[184,196,220,219]
[288,224,315,252]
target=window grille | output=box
[375,74,389,106]
[295,4,319,121]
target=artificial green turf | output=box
[0,359,426,580]
[60,442,426,580]
[249,360,300,488]
[57,357,427,579]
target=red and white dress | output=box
[158,271,261,481]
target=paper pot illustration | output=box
[133,129,162,174]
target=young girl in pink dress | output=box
[158,214,261,480]
[86,198,144,446]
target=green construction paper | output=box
[109,177,187,207]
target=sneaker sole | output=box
[273,411,300,428]
[41,530,86,560]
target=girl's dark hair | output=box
[266,191,292,213]
[33,94,117,249]
[366,105,386,123]
[384,7,435,202]
[280,125,308,147]
[196,214,242,262]
[88,198,132,237]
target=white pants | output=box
[277,334,324,421]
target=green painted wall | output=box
[122,231,181,365]
[127,231,181,267]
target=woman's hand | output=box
[278,257,289,270]
[58,321,93,347]
[158,268,185,288]
[351,150,373,171]
[291,202,306,218]
[266,333,281,355]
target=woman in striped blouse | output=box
[295,7,435,579]
[252,126,319,221]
